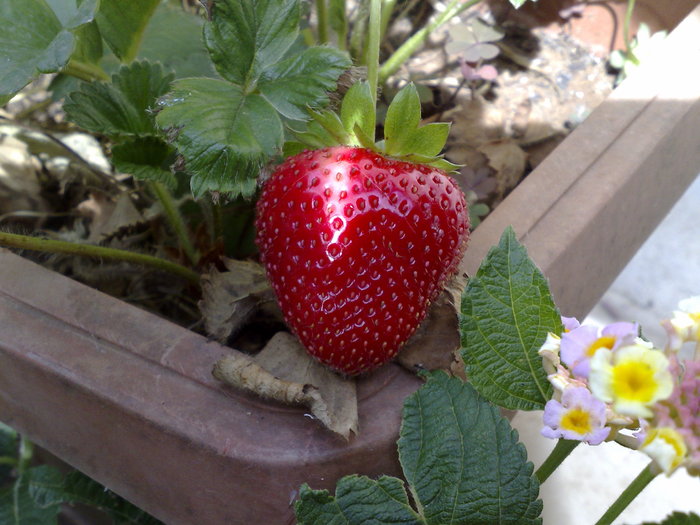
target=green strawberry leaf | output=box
[460,227,560,410]
[64,60,174,139]
[641,512,700,525]
[402,154,460,174]
[112,137,177,189]
[156,0,350,199]
[157,78,277,199]
[0,468,61,525]
[295,476,422,525]
[399,372,542,525]
[95,0,160,63]
[0,0,98,98]
[384,83,421,156]
[341,81,376,145]
[258,46,350,121]
[204,0,300,86]
[28,466,161,524]
[137,3,215,79]
[71,21,103,65]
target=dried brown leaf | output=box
[397,274,466,375]
[213,332,358,439]
[478,139,527,198]
[199,258,275,343]
[78,192,144,242]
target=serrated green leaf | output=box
[0,0,87,97]
[138,3,215,78]
[64,60,173,139]
[295,476,422,525]
[112,137,177,188]
[95,0,160,62]
[258,46,350,120]
[384,83,421,156]
[399,372,542,525]
[460,227,560,410]
[28,466,162,524]
[156,77,278,199]
[204,0,300,87]
[641,512,700,525]
[341,81,375,145]
[0,468,61,525]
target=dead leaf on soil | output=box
[199,258,277,343]
[78,192,144,242]
[478,139,527,198]
[397,275,466,379]
[213,332,358,440]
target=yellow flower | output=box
[640,427,688,474]
[589,344,673,418]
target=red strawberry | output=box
[255,146,469,375]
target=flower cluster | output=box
[538,296,700,476]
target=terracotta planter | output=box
[1,4,700,524]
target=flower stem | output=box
[594,462,657,525]
[0,231,200,284]
[378,0,482,83]
[367,0,382,119]
[149,181,199,266]
[623,0,637,54]
[535,439,579,484]
[316,0,329,44]
[62,60,110,82]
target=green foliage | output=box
[63,61,177,187]
[156,0,351,199]
[29,466,161,524]
[296,476,421,524]
[0,0,98,98]
[64,61,174,139]
[95,0,160,63]
[0,470,61,525]
[112,138,177,188]
[137,3,215,79]
[460,227,561,410]
[296,373,542,524]
[641,513,700,525]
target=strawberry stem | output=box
[367,0,382,139]
[0,231,201,284]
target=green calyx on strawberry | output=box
[255,82,470,375]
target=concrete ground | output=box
[511,175,700,524]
